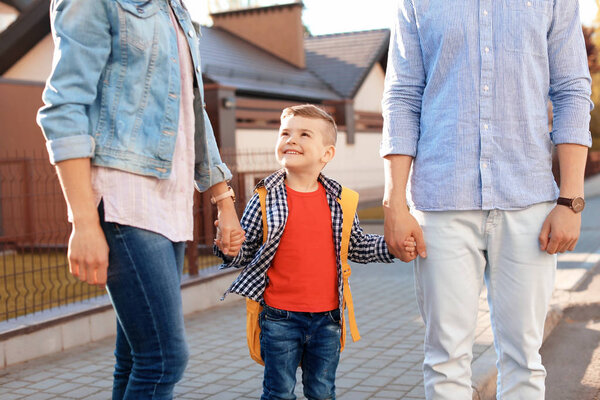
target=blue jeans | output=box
[259,305,341,400]
[100,205,189,400]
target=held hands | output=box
[213,198,245,257]
[214,219,245,257]
[383,203,427,262]
[68,220,109,288]
[539,205,582,254]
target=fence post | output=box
[22,158,34,246]
[187,191,201,276]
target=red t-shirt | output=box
[264,184,339,312]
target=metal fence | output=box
[0,149,276,322]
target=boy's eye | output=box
[301,132,310,137]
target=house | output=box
[0,0,390,249]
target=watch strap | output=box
[556,197,572,207]
[210,186,235,205]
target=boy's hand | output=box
[214,220,245,257]
[403,237,417,260]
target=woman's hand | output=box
[69,218,109,288]
[214,198,245,256]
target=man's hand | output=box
[382,155,425,262]
[214,198,245,256]
[384,203,426,262]
[68,219,109,288]
[539,205,582,254]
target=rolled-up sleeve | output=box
[380,0,425,158]
[548,0,594,147]
[36,0,111,164]
[194,107,232,192]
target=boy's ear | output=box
[321,145,335,164]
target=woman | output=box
[37,0,244,398]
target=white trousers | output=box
[413,202,556,400]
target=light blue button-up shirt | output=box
[381,0,593,211]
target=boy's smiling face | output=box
[276,116,335,173]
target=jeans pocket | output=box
[263,305,289,322]
[503,0,552,57]
[328,308,341,324]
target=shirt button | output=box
[188,29,195,38]
[484,124,489,130]
[482,163,488,169]
[485,47,490,53]
[483,85,489,91]
[483,9,488,16]
[196,66,201,73]
[527,1,532,6]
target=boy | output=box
[216,105,413,400]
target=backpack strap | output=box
[245,186,269,366]
[256,186,268,244]
[338,187,361,343]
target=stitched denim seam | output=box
[114,224,166,398]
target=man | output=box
[381,1,592,399]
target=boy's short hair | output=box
[280,104,337,146]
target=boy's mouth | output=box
[283,150,302,155]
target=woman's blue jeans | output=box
[259,305,341,400]
[100,205,189,400]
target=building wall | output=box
[0,80,68,247]
[353,63,385,113]
[3,34,53,82]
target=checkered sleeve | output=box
[214,193,264,268]
[348,213,395,264]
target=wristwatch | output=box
[210,186,235,205]
[556,196,585,213]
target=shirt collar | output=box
[256,169,343,199]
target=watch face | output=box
[572,197,585,213]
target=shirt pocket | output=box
[115,0,160,52]
[503,0,552,57]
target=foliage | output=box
[584,25,600,150]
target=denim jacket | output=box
[37,0,231,191]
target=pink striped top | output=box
[91,6,196,242]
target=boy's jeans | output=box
[413,202,556,400]
[100,204,189,400]
[259,305,341,400]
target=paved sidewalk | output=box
[0,261,491,400]
[1,178,599,399]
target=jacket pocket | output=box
[503,0,552,57]
[115,0,159,18]
[115,0,160,52]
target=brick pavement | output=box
[0,258,498,400]
[1,185,599,399]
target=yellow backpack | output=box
[246,185,361,365]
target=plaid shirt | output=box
[216,169,394,310]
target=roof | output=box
[0,1,389,102]
[199,27,389,101]
[0,0,49,75]
[209,1,302,18]
[199,26,340,101]
[304,29,390,98]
